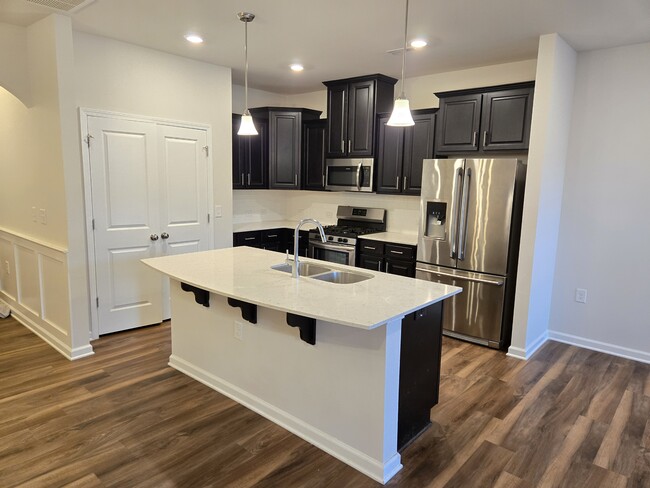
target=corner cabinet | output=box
[249,107,322,190]
[323,74,397,158]
[232,114,268,189]
[302,119,328,191]
[435,82,534,154]
[376,109,437,195]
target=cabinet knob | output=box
[161,232,169,240]
[150,234,159,241]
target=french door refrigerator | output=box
[415,158,526,349]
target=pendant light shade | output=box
[237,12,258,136]
[387,0,414,127]
[387,98,414,126]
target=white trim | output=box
[2,299,94,360]
[507,330,548,360]
[0,226,68,255]
[169,355,402,485]
[548,330,650,365]
[79,107,214,339]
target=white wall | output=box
[0,23,31,106]
[509,34,577,360]
[548,41,650,363]
[74,31,234,249]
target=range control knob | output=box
[328,236,333,241]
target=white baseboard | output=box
[548,330,650,364]
[507,330,548,360]
[3,301,93,361]
[169,354,401,485]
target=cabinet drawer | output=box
[234,231,261,247]
[385,243,415,260]
[359,241,385,256]
[261,228,284,243]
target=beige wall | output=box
[0,23,31,106]
[0,17,70,249]
[548,41,650,362]
[74,31,234,249]
[509,34,577,359]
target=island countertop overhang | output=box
[142,246,462,330]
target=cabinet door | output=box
[247,119,268,188]
[402,112,435,195]
[302,120,327,190]
[269,111,301,189]
[481,87,533,151]
[232,114,247,189]
[435,94,482,153]
[376,114,404,194]
[326,84,347,157]
[347,79,375,157]
[359,254,383,272]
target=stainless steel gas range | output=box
[308,206,386,266]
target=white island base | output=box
[144,247,460,484]
[169,281,403,483]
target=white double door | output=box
[86,114,211,335]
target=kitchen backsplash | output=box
[233,190,420,233]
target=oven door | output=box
[309,241,356,266]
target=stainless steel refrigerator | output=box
[415,158,526,349]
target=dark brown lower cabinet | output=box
[233,228,309,256]
[357,240,417,278]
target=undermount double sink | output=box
[271,262,373,284]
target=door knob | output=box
[150,234,159,241]
[161,232,169,239]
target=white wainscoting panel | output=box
[0,228,89,360]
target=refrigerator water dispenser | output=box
[425,202,446,240]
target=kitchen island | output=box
[143,247,461,484]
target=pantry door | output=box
[88,115,164,335]
[157,124,211,319]
[87,115,212,335]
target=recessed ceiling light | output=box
[410,39,427,49]
[185,34,204,44]
[290,64,304,72]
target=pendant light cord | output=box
[400,0,409,99]
[244,19,249,113]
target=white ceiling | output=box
[2,0,650,94]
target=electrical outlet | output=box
[31,206,37,222]
[234,321,244,341]
[575,288,587,304]
[3,260,9,275]
[39,208,47,225]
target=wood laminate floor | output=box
[0,316,648,487]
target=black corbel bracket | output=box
[227,298,257,324]
[180,282,210,307]
[286,313,316,345]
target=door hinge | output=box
[96,297,99,308]
[203,145,209,156]
[85,134,94,147]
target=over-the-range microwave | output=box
[325,158,374,193]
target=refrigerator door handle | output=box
[450,168,463,259]
[458,167,471,260]
[415,267,504,286]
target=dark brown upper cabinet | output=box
[323,74,397,158]
[376,109,436,195]
[232,113,268,189]
[249,107,321,190]
[302,119,327,191]
[435,82,534,155]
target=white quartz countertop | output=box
[143,247,461,330]
[360,232,419,247]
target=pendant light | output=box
[237,12,258,136]
[387,0,415,127]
